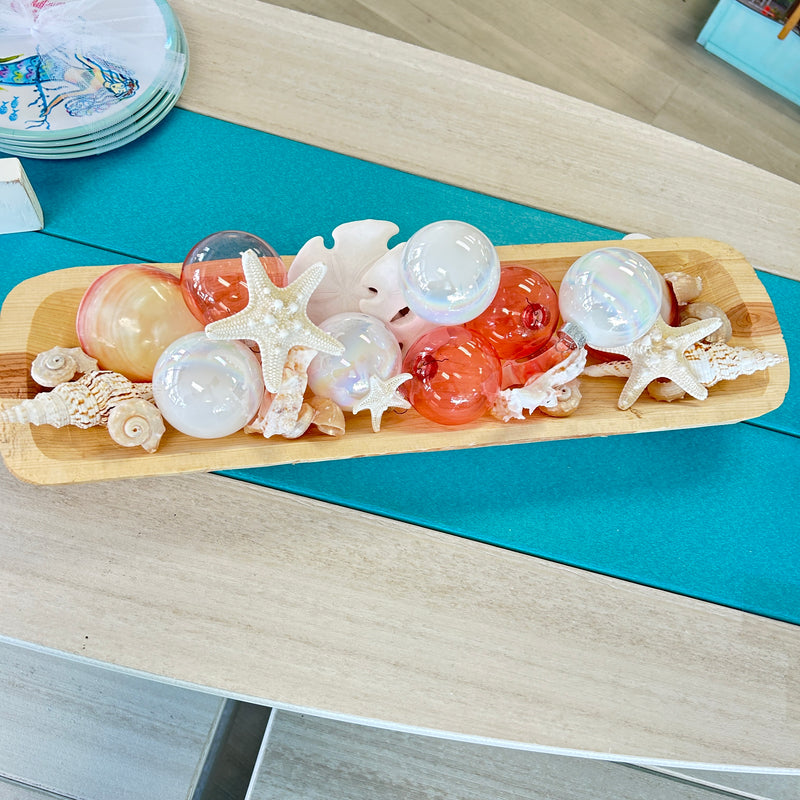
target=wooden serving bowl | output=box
[0,238,789,485]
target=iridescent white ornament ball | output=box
[558,247,663,349]
[400,220,501,325]
[307,312,402,410]
[152,332,264,438]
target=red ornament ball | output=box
[402,326,502,425]
[465,265,559,360]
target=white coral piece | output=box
[244,346,317,439]
[492,348,587,422]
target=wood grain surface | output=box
[0,239,788,484]
[1,468,799,768]
[170,0,800,281]
[2,0,799,771]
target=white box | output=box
[0,157,44,234]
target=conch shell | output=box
[106,398,166,453]
[0,370,154,429]
[584,341,785,389]
[31,346,98,387]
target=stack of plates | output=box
[0,0,188,159]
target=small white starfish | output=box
[599,316,722,410]
[205,250,344,393]
[352,373,412,432]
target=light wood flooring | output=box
[264,0,800,185]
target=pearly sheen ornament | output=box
[307,312,403,412]
[151,333,264,439]
[559,247,663,349]
[204,250,345,394]
[400,220,501,325]
[598,316,722,409]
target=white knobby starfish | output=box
[599,316,722,410]
[205,250,344,394]
[352,373,412,432]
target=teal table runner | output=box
[3,109,798,624]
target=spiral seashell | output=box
[683,340,785,387]
[539,378,582,417]
[0,371,154,430]
[30,346,98,387]
[106,399,166,453]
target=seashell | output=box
[583,360,633,379]
[76,264,203,381]
[539,378,582,417]
[683,340,786,387]
[244,346,317,439]
[0,370,153,430]
[288,219,402,324]
[308,396,346,437]
[664,271,703,305]
[31,346,98,387]
[646,379,686,402]
[106,398,166,453]
[584,341,785,388]
[680,302,732,343]
[492,348,586,422]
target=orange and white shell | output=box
[30,346,98,387]
[0,370,154,429]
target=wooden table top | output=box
[1,0,799,770]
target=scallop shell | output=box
[492,347,587,422]
[584,341,785,388]
[244,346,316,438]
[106,398,166,453]
[0,371,154,429]
[31,346,98,387]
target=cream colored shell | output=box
[30,346,98,387]
[106,398,166,453]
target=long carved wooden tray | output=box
[0,238,789,485]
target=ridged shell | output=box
[106,398,166,453]
[584,341,785,387]
[31,346,98,387]
[683,341,785,387]
[0,371,154,429]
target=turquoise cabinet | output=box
[698,0,800,106]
